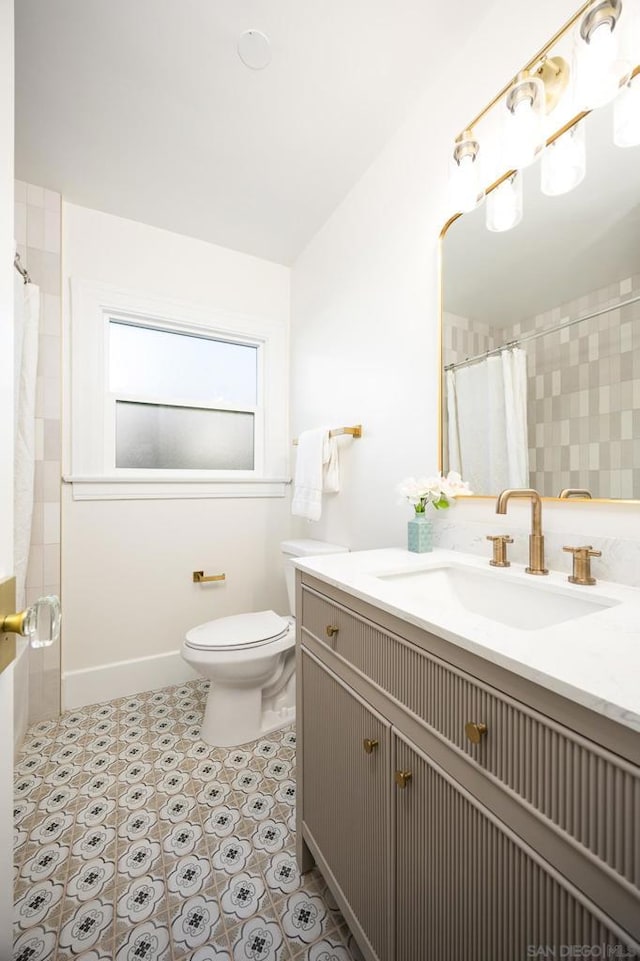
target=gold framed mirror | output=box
[438,3,640,504]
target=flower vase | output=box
[408,511,433,553]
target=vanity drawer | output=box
[300,588,354,651]
[300,584,640,892]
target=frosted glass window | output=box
[116,401,255,470]
[109,321,258,406]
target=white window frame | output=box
[66,279,289,501]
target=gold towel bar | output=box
[293,425,362,446]
[193,571,226,583]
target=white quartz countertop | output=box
[294,547,640,735]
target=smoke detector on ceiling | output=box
[237,30,272,70]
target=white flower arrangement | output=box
[396,471,473,513]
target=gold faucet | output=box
[559,488,592,499]
[495,488,548,575]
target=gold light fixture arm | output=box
[534,56,571,112]
[457,1,593,138]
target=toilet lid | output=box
[185,610,291,652]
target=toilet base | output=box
[199,671,296,747]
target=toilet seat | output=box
[185,610,291,653]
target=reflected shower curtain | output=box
[447,347,529,494]
[14,274,40,609]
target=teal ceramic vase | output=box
[408,511,433,553]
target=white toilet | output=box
[182,538,348,747]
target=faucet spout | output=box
[495,488,548,575]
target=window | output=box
[68,281,288,499]
[109,321,258,470]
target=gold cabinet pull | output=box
[193,571,226,583]
[465,721,488,744]
[363,738,379,754]
[394,770,412,789]
[325,625,339,638]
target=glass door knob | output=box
[1,594,61,648]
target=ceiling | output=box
[15,0,487,265]
[443,102,640,328]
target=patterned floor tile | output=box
[227,911,290,961]
[13,679,360,961]
[57,897,115,958]
[116,874,166,925]
[114,912,171,961]
[13,922,59,961]
[170,892,225,954]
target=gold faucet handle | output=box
[562,545,601,586]
[486,534,513,568]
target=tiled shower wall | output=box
[502,276,640,500]
[442,311,496,368]
[14,180,62,722]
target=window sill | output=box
[63,476,291,502]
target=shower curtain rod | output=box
[13,251,31,284]
[444,293,640,373]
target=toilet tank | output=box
[281,539,349,616]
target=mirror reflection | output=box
[441,100,640,501]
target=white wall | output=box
[290,0,640,573]
[62,203,292,707]
[0,0,15,953]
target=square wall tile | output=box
[27,205,45,248]
[26,183,44,206]
[43,503,61,545]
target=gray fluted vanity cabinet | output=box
[295,571,640,961]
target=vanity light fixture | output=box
[574,0,631,108]
[613,73,640,145]
[503,70,546,169]
[449,129,485,213]
[541,120,587,195]
[486,171,523,232]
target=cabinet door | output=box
[394,733,639,961]
[301,650,391,961]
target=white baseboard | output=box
[62,650,199,710]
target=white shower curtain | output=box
[14,274,40,609]
[447,347,529,494]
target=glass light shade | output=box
[614,75,640,146]
[449,134,484,213]
[541,122,586,196]
[503,74,545,170]
[486,172,523,232]
[574,14,630,109]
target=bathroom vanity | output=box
[294,549,640,961]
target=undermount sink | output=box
[376,564,619,631]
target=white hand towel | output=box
[322,434,340,493]
[291,428,327,521]
[291,427,341,520]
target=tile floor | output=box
[13,678,363,961]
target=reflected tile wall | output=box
[14,180,62,723]
[503,276,640,500]
[442,311,497,368]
